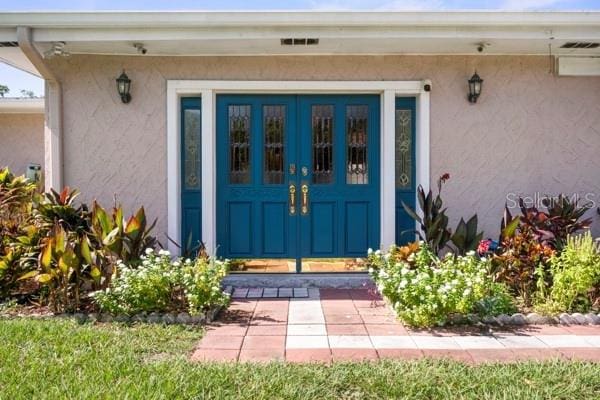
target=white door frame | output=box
[167,80,430,255]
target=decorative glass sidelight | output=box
[311,105,334,184]
[346,105,369,184]
[263,105,286,184]
[395,109,412,189]
[183,109,201,190]
[229,105,251,184]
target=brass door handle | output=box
[301,184,309,215]
[289,184,296,215]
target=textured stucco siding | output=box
[47,55,600,243]
[0,113,44,176]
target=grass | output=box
[0,319,599,399]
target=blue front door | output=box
[216,94,380,270]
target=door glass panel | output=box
[312,105,334,184]
[395,109,412,189]
[263,105,285,184]
[346,105,368,184]
[229,105,251,184]
[183,109,201,190]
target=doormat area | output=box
[232,287,319,299]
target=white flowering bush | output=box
[92,249,229,315]
[180,254,230,314]
[368,244,514,327]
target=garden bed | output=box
[369,174,600,329]
[0,168,231,320]
[0,286,233,325]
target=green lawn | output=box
[0,319,599,399]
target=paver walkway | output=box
[191,288,600,363]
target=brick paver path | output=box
[191,288,600,363]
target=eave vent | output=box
[280,38,319,46]
[0,42,18,47]
[561,42,600,49]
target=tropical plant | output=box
[168,232,206,259]
[389,241,421,266]
[402,174,452,254]
[536,232,600,313]
[20,224,102,312]
[368,244,515,327]
[450,215,483,255]
[402,174,483,256]
[515,196,592,251]
[6,185,159,311]
[492,206,555,306]
[91,201,157,266]
[0,168,39,298]
[541,195,592,250]
[36,188,90,234]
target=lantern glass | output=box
[474,80,481,95]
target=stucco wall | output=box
[47,55,600,243]
[0,113,44,176]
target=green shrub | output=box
[368,244,515,327]
[535,232,600,314]
[92,249,229,315]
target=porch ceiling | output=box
[1,11,600,74]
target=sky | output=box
[1,0,599,97]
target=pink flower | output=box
[477,239,492,255]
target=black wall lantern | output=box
[468,72,483,103]
[116,71,131,104]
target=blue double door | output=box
[216,94,381,270]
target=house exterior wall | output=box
[47,55,600,243]
[0,113,44,176]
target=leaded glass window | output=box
[183,109,201,190]
[263,105,285,184]
[229,105,251,184]
[346,105,368,184]
[312,105,334,184]
[395,109,412,189]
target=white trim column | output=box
[380,90,396,250]
[200,90,216,255]
[416,90,431,194]
[166,83,180,255]
[44,81,63,191]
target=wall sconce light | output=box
[116,71,131,104]
[468,72,483,103]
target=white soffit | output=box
[0,11,599,61]
[0,46,41,77]
[557,57,600,76]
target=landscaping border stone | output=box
[473,312,600,326]
[381,296,600,327]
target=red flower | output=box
[440,173,450,183]
[477,239,491,255]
